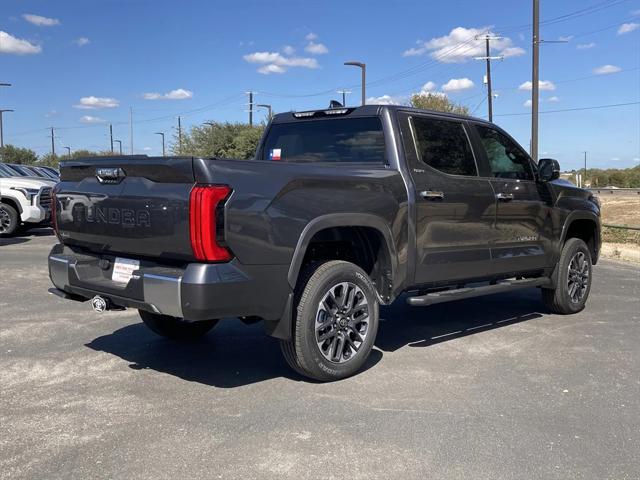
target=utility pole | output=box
[0,109,15,148]
[49,127,56,159]
[531,0,540,162]
[337,89,351,107]
[246,91,254,126]
[109,123,114,153]
[155,132,165,157]
[64,146,71,158]
[177,116,182,152]
[114,140,123,155]
[344,61,366,106]
[582,151,588,186]
[474,35,503,122]
[129,107,134,155]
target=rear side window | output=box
[475,125,534,181]
[410,117,477,176]
[261,117,386,163]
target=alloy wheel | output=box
[567,251,590,304]
[315,282,370,364]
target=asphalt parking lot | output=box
[1,231,639,480]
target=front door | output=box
[399,113,496,285]
[471,123,552,275]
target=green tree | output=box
[0,144,38,164]
[410,93,470,116]
[174,122,264,159]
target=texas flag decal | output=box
[270,148,282,161]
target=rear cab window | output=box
[260,117,386,163]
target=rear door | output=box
[470,123,551,275]
[398,113,496,285]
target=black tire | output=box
[280,260,379,381]
[0,203,20,237]
[139,310,218,340]
[542,237,593,314]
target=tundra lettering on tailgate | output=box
[83,206,151,227]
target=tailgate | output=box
[55,156,196,261]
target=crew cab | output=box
[48,105,600,381]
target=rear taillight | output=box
[189,185,233,262]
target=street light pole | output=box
[64,146,71,158]
[114,140,123,155]
[344,61,366,106]
[109,123,114,153]
[583,151,588,186]
[155,132,165,157]
[0,109,15,148]
[256,104,272,120]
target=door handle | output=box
[496,192,514,201]
[420,190,445,200]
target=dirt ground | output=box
[598,194,640,227]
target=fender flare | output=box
[0,194,24,214]
[286,213,398,296]
[558,210,600,250]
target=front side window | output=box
[410,116,477,176]
[475,125,534,181]
[261,117,386,163]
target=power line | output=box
[495,101,640,117]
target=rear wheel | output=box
[542,237,593,314]
[0,203,19,237]
[139,310,218,340]
[280,260,379,381]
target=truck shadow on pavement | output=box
[87,288,546,388]
[0,228,54,246]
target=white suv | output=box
[0,166,56,236]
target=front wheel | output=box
[542,237,593,314]
[0,203,20,237]
[139,310,218,340]
[280,260,379,381]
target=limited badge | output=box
[270,148,282,161]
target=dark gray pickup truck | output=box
[48,105,601,381]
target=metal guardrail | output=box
[603,224,640,231]
[589,188,640,195]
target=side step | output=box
[406,277,551,307]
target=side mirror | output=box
[538,158,560,182]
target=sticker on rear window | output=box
[269,148,282,161]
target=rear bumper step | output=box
[407,277,551,306]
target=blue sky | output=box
[1,0,639,170]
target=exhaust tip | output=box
[91,295,108,313]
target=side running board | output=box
[407,277,551,307]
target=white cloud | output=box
[558,35,574,42]
[243,51,319,74]
[74,96,119,109]
[305,32,318,41]
[74,37,90,47]
[282,45,295,55]
[22,13,60,26]
[518,80,556,91]
[45,110,59,118]
[524,99,532,107]
[501,46,526,58]
[0,30,41,54]
[577,42,596,50]
[593,64,621,75]
[79,115,105,124]
[258,64,286,74]
[618,22,640,35]
[442,77,474,92]
[419,81,438,94]
[402,26,525,63]
[548,96,560,103]
[632,9,640,16]
[143,88,193,100]
[305,41,328,55]
[143,147,152,151]
[366,95,403,105]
